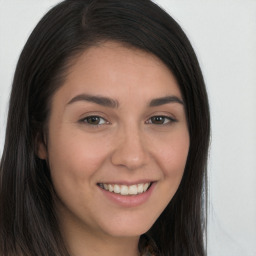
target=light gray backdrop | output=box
[0,0,255,255]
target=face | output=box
[39,42,189,240]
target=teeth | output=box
[137,184,144,193]
[114,184,120,194]
[143,183,150,192]
[128,185,137,195]
[99,182,151,195]
[121,185,129,195]
[108,184,114,192]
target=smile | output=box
[97,182,152,196]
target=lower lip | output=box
[99,183,155,207]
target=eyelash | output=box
[146,115,177,125]
[79,116,109,127]
[79,115,176,127]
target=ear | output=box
[36,133,48,160]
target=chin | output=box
[99,215,155,238]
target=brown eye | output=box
[82,116,107,125]
[148,116,175,125]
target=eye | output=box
[146,116,176,125]
[80,116,108,126]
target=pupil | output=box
[152,116,164,124]
[88,116,100,124]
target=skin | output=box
[38,41,190,256]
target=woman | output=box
[0,0,210,255]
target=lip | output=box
[98,181,156,207]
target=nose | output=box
[110,126,149,170]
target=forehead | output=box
[54,41,182,105]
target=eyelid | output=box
[77,112,177,127]
[79,115,110,127]
[145,114,177,125]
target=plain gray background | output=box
[0,0,256,255]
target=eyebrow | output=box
[66,94,183,108]
[67,94,119,108]
[149,96,184,107]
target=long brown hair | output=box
[0,0,210,255]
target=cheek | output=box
[152,130,190,204]
[46,130,113,210]
[156,131,190,178]
[48,127,110,178]
[47,128,111,209]
[144,130,189,223]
